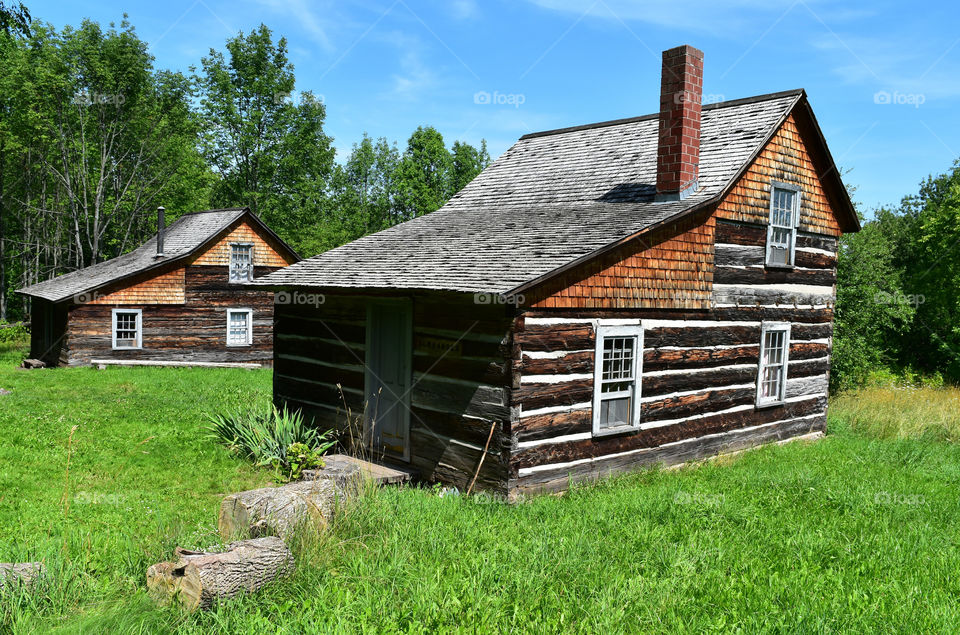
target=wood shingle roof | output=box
[256,90,831,296]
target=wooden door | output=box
[364,299,412,461]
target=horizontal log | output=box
[514,413,827,494]
[91,359,261,369]
[714,266,836,287]
[645,325,760,348]
[514,324,594,352]
[642,366,757,398]
[520,350,594,375]
[146,537,295,612]
[410,427,507,494]
[643,344,759,372]
[715,221,837,252]
[411,376,509,421]
[514,379,593,411]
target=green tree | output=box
[394,126,454,220]
[198,24,335,253]
[0,18,209,318]
[900,162,960,377]
[450,139,490,194]
[0,1,29,36]
[832,207,916,390]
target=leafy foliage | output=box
[206,405,335,482]
[0,321,26,343]
[834,161,960,388]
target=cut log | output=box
[218,478,345,540]
[0,562,44,588]
[20,359,46,369]
[146,536,294,612]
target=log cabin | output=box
[255,45,860,497]
[17,207,299,367]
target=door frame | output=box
[363,298,413,462]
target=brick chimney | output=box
[655,45,704,201]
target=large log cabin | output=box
[256,45,860,497]
[18,208,299,367]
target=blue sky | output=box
[31,0,960,214]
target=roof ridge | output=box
[519,88,805,140]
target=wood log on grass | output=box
[218,478,345,540]
[0,562,44,589]
[146,536,294,611]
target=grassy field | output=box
[2,340,960,633]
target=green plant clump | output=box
[206,406,335,482]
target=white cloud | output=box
[255,0,336,51]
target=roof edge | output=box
[17,207,300,302]
[519,89,805,140]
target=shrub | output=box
[0,322,28,344]
[206,406,336,482]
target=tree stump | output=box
[0,562,44,589]
[146,536,294,611]
[218,478,345,540]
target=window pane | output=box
[602,336,635,381]
[230,245,253,281]
[600,396,631,429]
[228,312,250,345]
[115,312,139,348]
[759,328,788,401]
[772,188,795,227]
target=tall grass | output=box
[830,385,960,441]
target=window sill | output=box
[764,263,795,270]
[593,424,640,438]
[112,347,142,351]
[755,399,785,409]
[226,343,252,348]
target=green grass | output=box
[3,339,960,633]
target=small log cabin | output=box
[256,45,860,497]
[18,208,299,367]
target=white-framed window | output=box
[765,181,801,268]
[112,309,142,350]
[592,325,643,435]
[229,243,254,282]
[226,308,253,347]
[756,322,791,406]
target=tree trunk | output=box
[218,478,345,540]
[146,536,294,612]
[0,562,44,588]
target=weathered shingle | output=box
[260,91,803,295]
[18,208,248,303]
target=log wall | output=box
[506,113,842,496]
[60,265,283,365]
[273,292,515,494]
